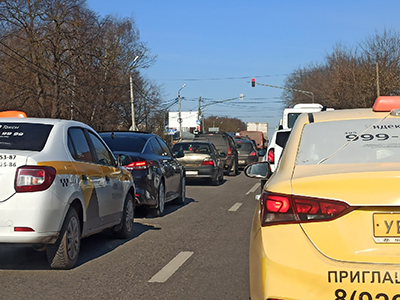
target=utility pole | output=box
[178,84,186,139]
[130,74,135,131]
[198,96,202,132]
[376,62,380,97]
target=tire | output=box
[173,176,186,205]
[113,193,135,239]
[154,181,166,217]
[46,207,81,270]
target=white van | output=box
[281,103,330,130]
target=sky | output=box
[86,0,400,138]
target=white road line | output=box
[148,251,194,283]
[246,182,260,195]
[228,202,243,212]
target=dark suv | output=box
[194,132,239,175]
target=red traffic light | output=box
[251,78,255,87]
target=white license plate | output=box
[373,213,400,243]
[186,171,198,176]
[239,160,246,164]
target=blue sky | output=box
[86,0,400,135]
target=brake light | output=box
[227,147,232,156]
[202,158,214,166]
[260,192,352,226]
[126,160,148,170]
[15,166,56,192]
[267,148,274,163]
[249,151,257,156]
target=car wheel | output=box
[173,176,186,205]
[46,207,81,270]
[113,193,135,239]
[154,181,166,216]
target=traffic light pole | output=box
[250,80,314,103]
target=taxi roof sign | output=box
[0,110,27,118]
[372,96,400,112]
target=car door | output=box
[86,130,125,223]
[155,137,181,199]
[68,127,106,234]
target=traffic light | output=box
[251,78,255,87]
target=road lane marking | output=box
[228,203,242,212]
[246,182,260,195]
[148,251,194,283]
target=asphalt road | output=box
[0,171,261,300]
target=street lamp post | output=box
[130,55,139,131]
[178,84,186,139]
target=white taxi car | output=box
[0,117,135,269]
[245,96,400,299]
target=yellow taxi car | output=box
[245,96,400,300]
[0,117,135,269]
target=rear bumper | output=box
[185,166,219,179]
[238,156,258,167]
[250,210,400,300]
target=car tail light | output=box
[227,147,232,156]
[202,158,215,166]
[14,227,34,232]
[267,148,274,163]
[15,166,56,193]
[249,151,257,156]
[126,160,148,170]
[260,192,353,226]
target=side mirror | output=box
[118,154,132,166]
[244,161,272,179]
[258,149,266,157]
[219,152,226,158]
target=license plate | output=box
[186,171,198,176]
[239,160,246,164]
[373,213,400,243]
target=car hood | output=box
[292,163,400,264]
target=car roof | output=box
[100,131,157,140]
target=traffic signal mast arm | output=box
[250,80,314,103]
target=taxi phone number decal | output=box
[0,154,17,167]
[335,289,400,299]
[345,133,392,142]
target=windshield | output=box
[296,118,400,165]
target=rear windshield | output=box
[288,113,301,128]
[101,135,146,153]
[195,135,227,150]
[172,142,211,154]
[0,123,52,151]
[276,131,291,148]
[297,118,400,165]
[237,142,253,151]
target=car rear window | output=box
[195,135,228,150]
[276,131,291,148]
[237,142,253,151]
[0,123,52,151]
[172,142,211,154]
[297,119,400,165]
[101,135,146,153]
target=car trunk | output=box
[178,153,211,167]
[291,163,400,264]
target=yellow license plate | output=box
[373,213,400,237]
